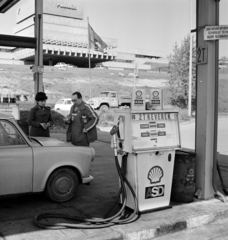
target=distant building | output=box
[0,0,163,70]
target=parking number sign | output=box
[196,46,208,65]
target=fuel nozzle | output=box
[110,125,119,136]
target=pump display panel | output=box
[131,111,181,151]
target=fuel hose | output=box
[34,126,139,229]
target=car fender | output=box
[39,162,84,192]
[32,146,93,192]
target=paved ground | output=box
[156,217,228,240]
[0,121,228,240]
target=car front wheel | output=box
[45,168,79,202]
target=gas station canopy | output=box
[0,0,36,48]
[0,0,20,13]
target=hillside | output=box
[0,63,228,113]
[0,63,171,104]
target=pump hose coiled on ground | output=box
[34,128,139,229]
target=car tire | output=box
[45,168,79,203]
[99,105,109,112]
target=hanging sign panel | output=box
[204,25,228,41]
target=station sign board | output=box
[131,88,146,111]
[149,88,163,110]
[204,25,228,41]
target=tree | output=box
[168,35,196,109]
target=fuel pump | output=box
[114,88,181,212]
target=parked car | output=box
[54,98,73,111]
[67,64,77,68]
[87,91,131,111]
[54,62,68,68]
[0,112,95,202]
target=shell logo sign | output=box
[148,166,163,184]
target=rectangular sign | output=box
[204,25,228,41]
[131,88,146,111]
[145,185,165,199]
[0,104,20,120]
[131,111,180,150]
[31,66,44,74]
[149,88,163,110]
[196,46,208,65]
[131,112,176,121]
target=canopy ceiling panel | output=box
[0,0,20,13]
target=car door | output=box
[0,120,33,195]
[109,92,118,107]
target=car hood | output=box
[31,137,70,147]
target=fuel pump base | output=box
[119,150,176,212]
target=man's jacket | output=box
[67,101,99,144]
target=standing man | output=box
[64,92,99,146]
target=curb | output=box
[78,207,228,240]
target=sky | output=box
[0,0,228,58]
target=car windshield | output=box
[56,99,64,104]
[100,92,109,97]
[0,120,26,146]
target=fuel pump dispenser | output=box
[114,88,181,212]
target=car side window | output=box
[66,100,72,104]
[0,120,26,146]
[110,93,117,98]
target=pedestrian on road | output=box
[64,91,99,146]
[28,92,53,137]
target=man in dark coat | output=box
[28,92,53,137]
[64,92,99,146]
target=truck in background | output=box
[87,91,131,111]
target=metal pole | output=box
[87,17,92,99]
[212,0,220,196]
[195,0,218,199]
[188,0,193,116]
[134,63,136,88]
[34,0,43,96]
